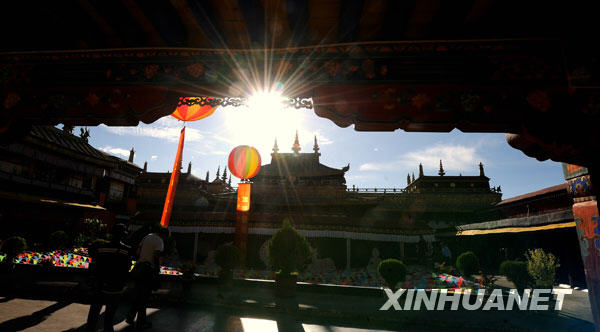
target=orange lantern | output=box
[228,146,261,212]
[160,97,219,228]
[236,183,252,212]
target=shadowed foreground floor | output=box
[0,294,595,332]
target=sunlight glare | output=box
[223,90,306,157]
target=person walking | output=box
[85,224,131,332]
[126,226,169,330]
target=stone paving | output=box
[0,284,595,332]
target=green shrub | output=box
[1,236,27,263]
[50,230,69,249]
[526,249,559,288]
[215,243,241,271]
[456,251,480,277]
[378,259,407,290]
[499,260,530,291]
[268,219,311,275]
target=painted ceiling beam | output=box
[285,0,310,46]
[169,0,211,47]
[120,0,167,46]
[356,0,387,42]
[76,0,124,47]
[209,0,252,48]
[308,0,342,44]
[261,0,292,47]
[404,0,439,39]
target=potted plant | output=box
[377,259,407,291]
[49,230,69,250]
[499,260,530,293]
[526,248,559,289]
[215,243,241,288]
[267,220,311,297]
[456,251,479,279]
[526,249,559,311]
[0,236,27,272]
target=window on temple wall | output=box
[0,161,22,175]
[108,181,124,201]
[68,175,83,189]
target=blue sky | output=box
[82,102,565,200]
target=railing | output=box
[346,187,406,194]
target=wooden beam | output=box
[338,0,365,42]
[169,0,211,47]
[357,0,387,41]
[209,0,252,48]
[464,0,496,26]
[308,0,342,44]
[261,0,292,47]
[121,0,167,46]
[404,0,439,39]
[76,0,124,47]
[285,0,310,46]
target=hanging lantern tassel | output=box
[237,182,251,212]
[160,127,185,228]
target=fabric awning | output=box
[0,190,106,211]
[456,221,575,236]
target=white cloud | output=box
[373,148,379,152]
[151,155,158,161]
[195,149,228,156]
[359,144,484,174]
[99,121,203,143]
[100,146,130,158]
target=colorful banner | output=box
[160,127,185,228]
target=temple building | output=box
[135,162,234,225]
[0,125,141,242]
[451,183,585,287]
[166,133,503,269]
[251,132,349,212]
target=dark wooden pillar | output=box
[564,164,599,329]
[235,212,249,266]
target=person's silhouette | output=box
[85,223,131,332]
[127,226,169,330]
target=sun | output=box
[223,90,307,156]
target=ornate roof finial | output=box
[187,161,192,174]
[128,147,135,163]
[313,135,320,154]
[205,171,209,181]
[215,166,220,180]
[407,174,411,185]
[228,177,231,187]
[418,163,424,177]
[438,160,445,176]
[272,138,279,154]
[292,130,301,153]
[479,162,485,177]
[143,161,147,172]
[412,172,415,182]
[222,167,228,182]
